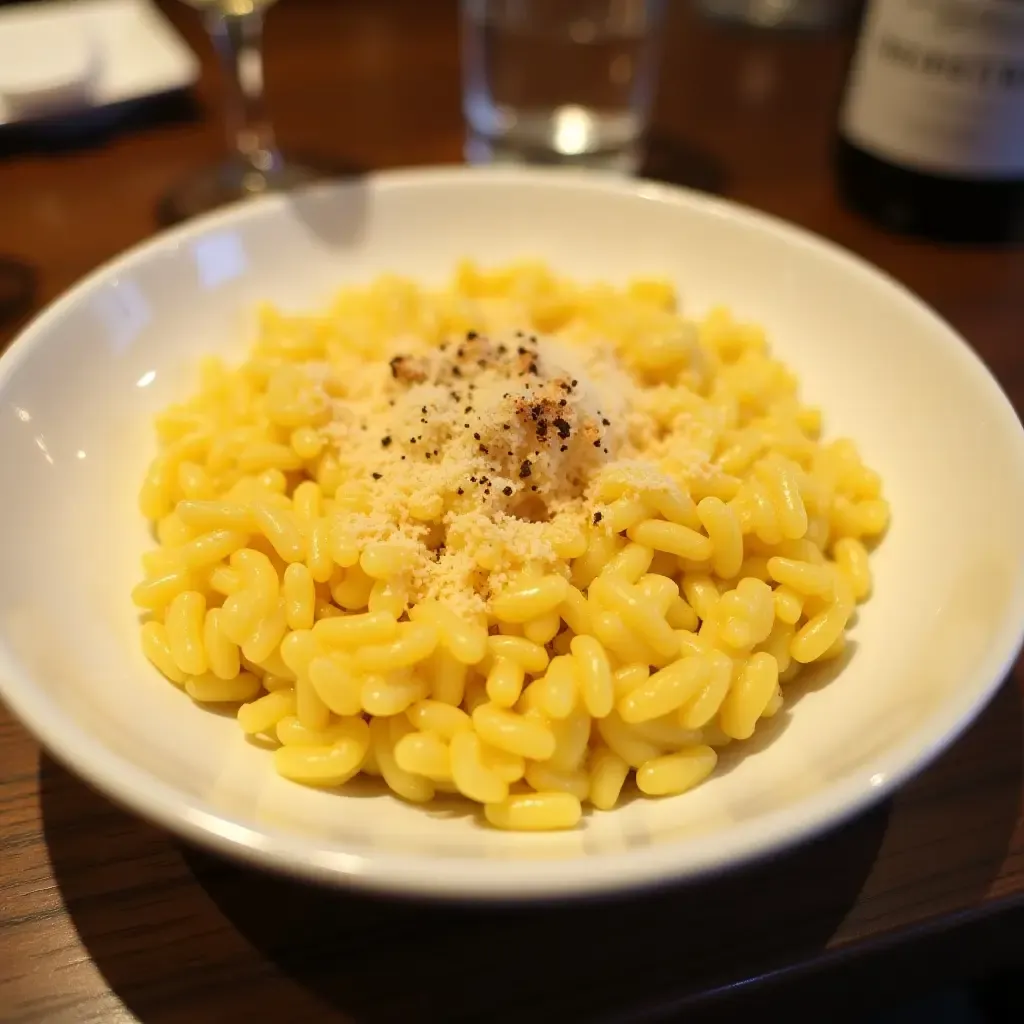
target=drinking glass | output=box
[696,0,859,31]
[160,0,320,223]
[461,0,666,174]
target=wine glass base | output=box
[158,158,324,225]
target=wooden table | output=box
[1,2,1021,1021]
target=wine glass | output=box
[160,0,321,223]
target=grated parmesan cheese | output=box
[311,325,686,616]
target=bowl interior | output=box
[2,169,1023,896]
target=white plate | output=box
[1,167,1023,900]
[0,0,198,126]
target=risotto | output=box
[133,261,888,831]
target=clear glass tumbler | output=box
[696,0,859,31]
[160,0,321,223]
[461,0,666,174]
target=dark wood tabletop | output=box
[0,2,1021,1022]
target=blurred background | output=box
[3,0,1021,310]
[0,0,876,330]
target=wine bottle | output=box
[836,0,1024,243]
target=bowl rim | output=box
[2,165,1024,900]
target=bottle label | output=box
[842,0,1024,178]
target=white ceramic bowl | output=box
[2,168,1023,900]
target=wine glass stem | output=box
[205,9,280,175]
